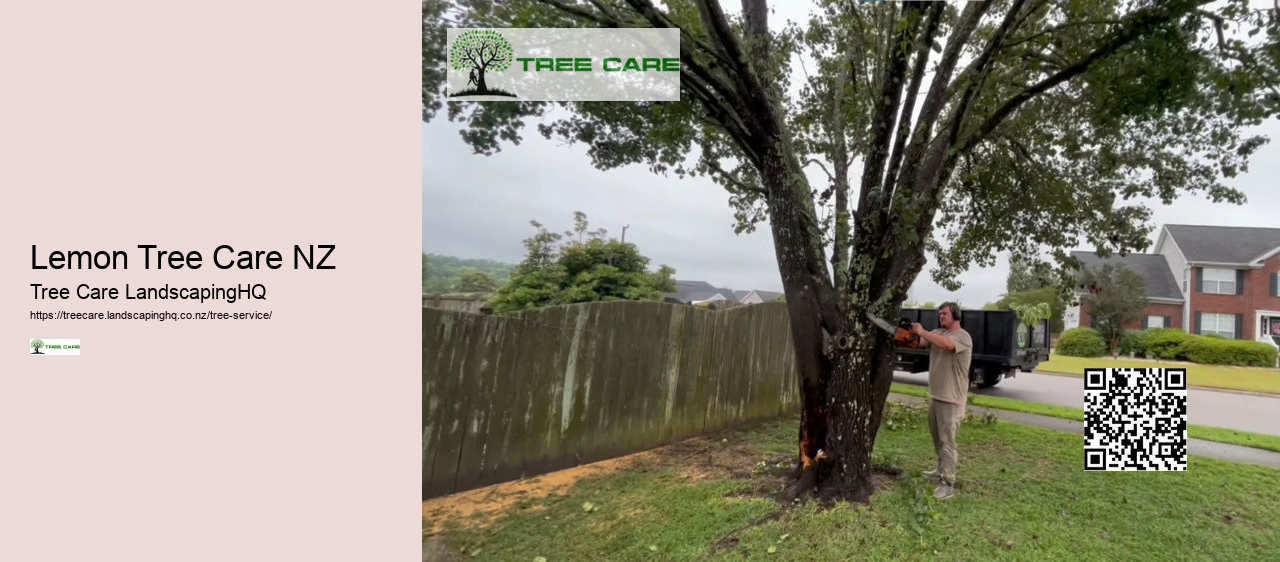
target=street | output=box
[892,370,1280,437]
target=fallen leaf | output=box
[534,557,547,562]
[1005,540,1014,550]
[767,546,777,554]
[582,502,595,513]
[648,545,658,552]
[1100,530,1110,539]
[780,534,790,541]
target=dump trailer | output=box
[893,308,1050,388]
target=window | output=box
[1201,313,1236,338]
[1202,268,1237,295]
[1146,316,1164,329]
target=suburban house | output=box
[664,280,782,306]
[1065,224,1280,347]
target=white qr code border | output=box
[1083,367,1188,471]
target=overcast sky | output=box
[425,1,1280,308]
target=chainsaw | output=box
[866,312,924,349]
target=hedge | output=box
[1056,328,1107,358]
[1119,329,1152,357]
[1145,328,1193,360]
[1072,327,1278,367]
[1175,337,1277,367]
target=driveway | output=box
[892,370,1280,437]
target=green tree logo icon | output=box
[449,30,517,98]
[30,339,45,354]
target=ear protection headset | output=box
[940,303,961,323]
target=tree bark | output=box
[785,317,897,503]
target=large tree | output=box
[1079,263,1150,356]
[488,212,677,313]
[425,0,1280,503]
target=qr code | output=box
[1083,368,1187,471]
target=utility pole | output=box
[621,224,630,244]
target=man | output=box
[911,302,973,500]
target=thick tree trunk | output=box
[745,86,907,504]
[785,316,898,504]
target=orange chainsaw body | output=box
[893,318,923,348]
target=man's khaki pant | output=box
[928,399,966,484]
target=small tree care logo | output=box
[29,338,80,355]
[449,29,516,98]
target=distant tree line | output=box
[422,253,514,293]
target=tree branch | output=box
[806,158,835,182]
[707,159,767,196]
[1002,18,1124,50]
[882,2,945,199]
[889,1,989,211]
[962,2,1204,153]
[532,0,613,26]
[876,0,1031,304]
[853,2,927,230]
[689,0,758,104]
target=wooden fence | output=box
[423,301,799,500]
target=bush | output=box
[1056,328,1108,357]
[1145,328,1194,360]
[1176,337,1278,368]
[1119,330,1152,357]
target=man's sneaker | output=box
[933,482,955,500]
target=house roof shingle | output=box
[753,290,783,302]
[1071,251,1184,301]
[1164,224,1280,265]
[664,279,782,304]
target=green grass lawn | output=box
[1038,355,1280,395]
[427,410,1280,561]
[889,383,1280,454]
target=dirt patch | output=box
[423,451,657,536]
[423,422,902,538]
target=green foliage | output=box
[1146,328,1195,360]
[1055,328,1107,358]
[1005,255,1058,295]
[423,253,515,293]
[1079,264,1149,355]
[488,212,676,313]
[1124,328,1275,367]
[1118,329,1152,357]
[454,269,500,293]
[993,257,1067,332]
[1176,337,1278,368]
[1011,301,1051,329]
